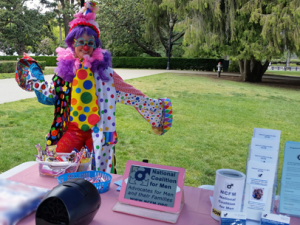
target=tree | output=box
[144,0,185,57]
[97,0,162,57]
[97,0,185,57]
[0,0,55,55]
[167,0,300,82]
[37,37,56,55]
[41,0,79,38]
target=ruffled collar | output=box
[55,47,104,69]
[54,47,111,83]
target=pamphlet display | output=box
[211,169,246,221]
[279,141,300,217]
[219,211,247,225]
[260,212,290,225]
[243,128,280,221]
[113,160,185,223]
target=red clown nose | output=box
[83,45,90,51]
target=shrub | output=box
[0,61,16,73]
[0,61,46,73]
[37,61,46,70]
[0,56,57,66]
[0,56,230,71]
[112,57,229,71]
[228,60,240,73]
[34,56,57,66]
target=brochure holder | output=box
[113,196,184,223]
[244,146,279,221]
[243,129,281,221]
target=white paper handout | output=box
[253,128,281,141]
[249,149,278,164]
[244,160,277,221]
[250,137,279,152]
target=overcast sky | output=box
[25,0,54,13]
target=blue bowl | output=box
[57,171,112,193]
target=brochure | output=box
[253,128,281,141]
[260,212,290,225]
[250,137,279,152]
[249,149,279,164]
[279,141,300,217]
[244,160,277,221]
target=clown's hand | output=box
[151,98,173,135]
[15,54,45,92]
[15,54,56,105]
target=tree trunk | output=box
[286,50,290,67]
[16,42,25,56]
[16,23,25,55]
[59,23,62,42]
[60,0,70,38]
[63,14,70,37]
[239,57,269,82]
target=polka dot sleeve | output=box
[30,79,56,105]
[116,91,163,127]
[26,63,55,99]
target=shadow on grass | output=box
[179,73,300,91]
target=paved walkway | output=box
[0,69,299,104]
[0,69,234,104]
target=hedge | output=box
[0,62,16,73]
[0,61,46,73]
[112,57,229,71]
[0,56,229,71]
[0,56,57,66]
[228,60,240,73]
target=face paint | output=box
[74,34,94,58]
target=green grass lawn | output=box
[0,68,55,79]
[0,73,299,188]
[265,70,300,77]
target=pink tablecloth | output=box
[7,164,300,225]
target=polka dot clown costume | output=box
[15,2,173,174]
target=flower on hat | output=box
[69,1,100,37]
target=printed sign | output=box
[118,160,185,213]
[124,165,179,207]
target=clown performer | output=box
[15,2,172,174]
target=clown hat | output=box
[69,1,100,37]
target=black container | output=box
[36,178,101,225]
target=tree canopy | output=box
[41,0,79,38]
[97,0,185,57]
[165,0,300,81]
[1,0,300,80]
[0,0,55,55]
[97,0,155,57]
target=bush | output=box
[37,61,46,70]
[0,61,46,73]
[228,60,240,72]
[0,56,229,71]
[0,61,16,73]
[34,56,57,66]
[112,57,229,71]
[0,56,57,66]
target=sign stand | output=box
[113,193,184,223]
[112,160,186,223]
